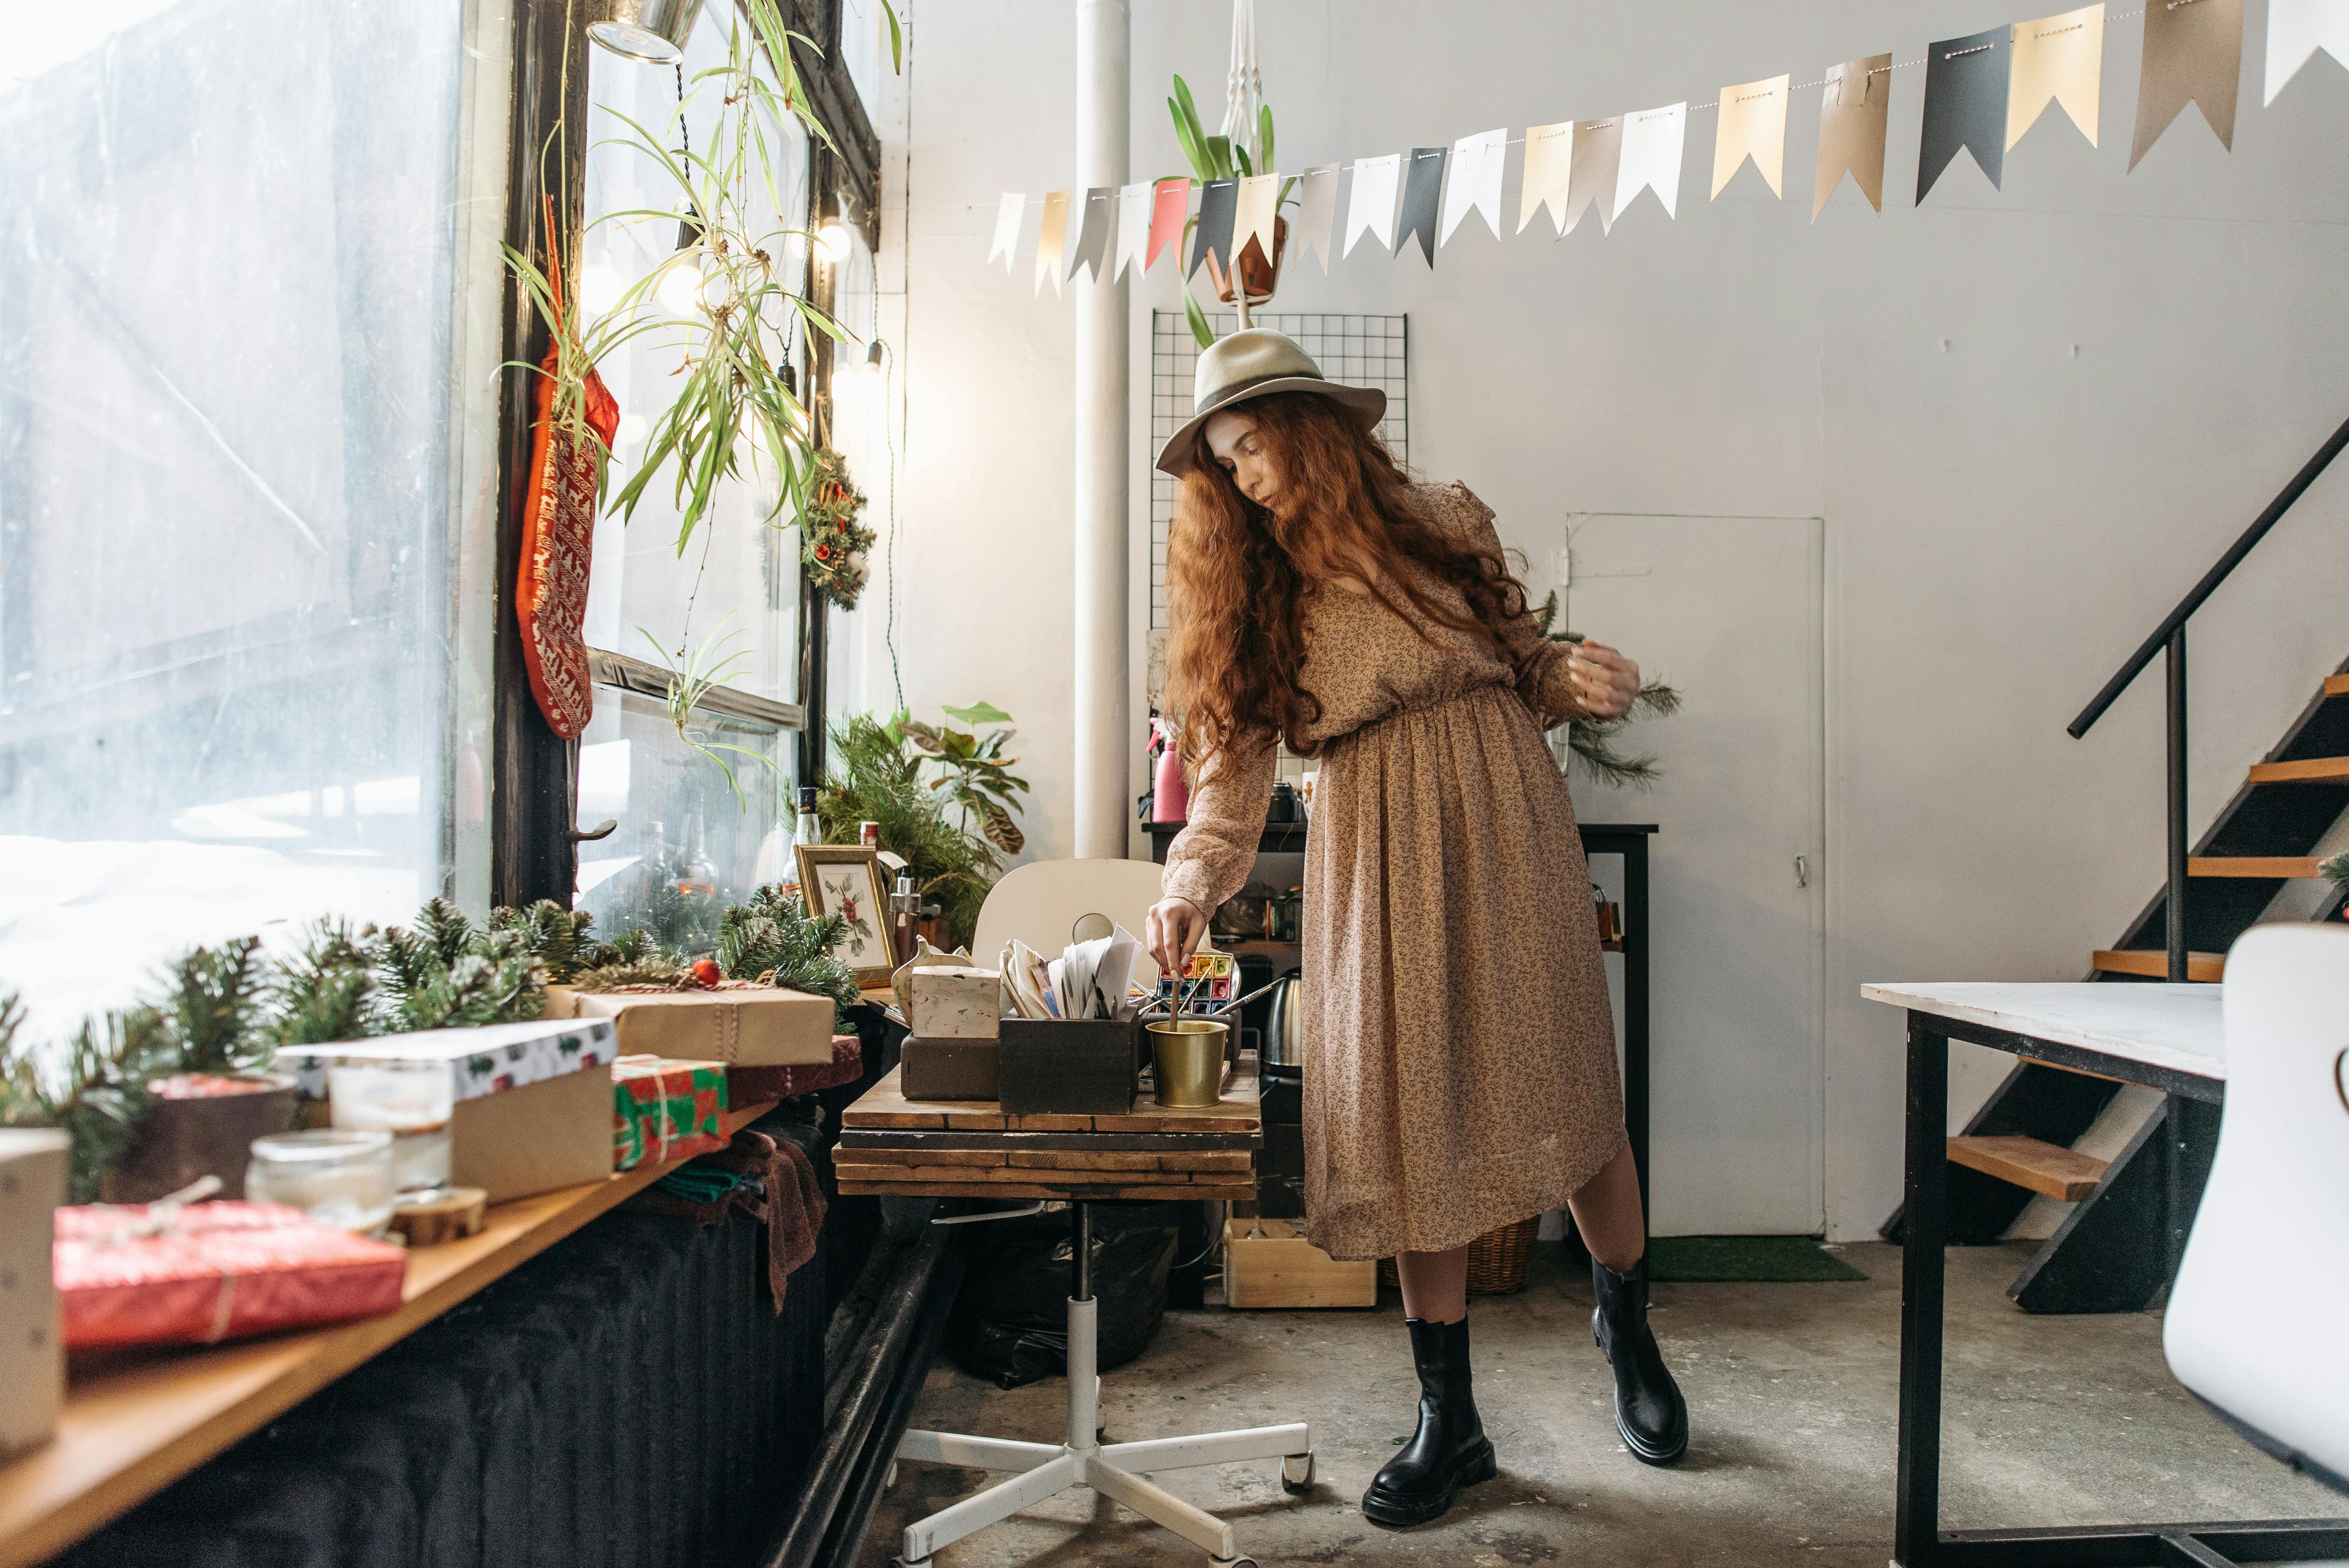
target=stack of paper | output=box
[995,925,1145,1021]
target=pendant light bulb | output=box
[657,258,704,315]
[815,220,851,263]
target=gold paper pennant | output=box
[1814,54,1892,220]
[1519,121,1575,233]
[2009,3,2105,148]
[1713,73,1791,198]
[2131,0,2243,168]
[1034,190,1069,297]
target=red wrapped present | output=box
[613,1055,729,1170]
[55,1200,406,1350]
[728,1032,863,1105]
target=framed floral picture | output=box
[795,844,897,985]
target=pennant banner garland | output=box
[1565,116,1622,236]
[1440,128,1509,243]
[976,3,2320,290]
[1146,176,1190,272]
[1816,54,1892,218]
[1713,74,1791,198]
[1615,103,1688,222]
[1346,152,1401,257]
[1033,190,1069,297]
[987,192,1024,273]
[1297,163,1340,271]
[1519,121,1575,233]
[2008,3,2105,149]
[2133,0,2243,166]
[1396,146,1448,265]
[2266,0,2349,103]
[1113,180,1151,280]
[1066,185,1114,282]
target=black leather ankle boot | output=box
[1361,1316,1497,1528]
[1591,1254,1688,1465]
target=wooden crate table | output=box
[835,1062,1262,1203]
[841,1063,1312,1568]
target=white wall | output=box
[860,0,2349,1239]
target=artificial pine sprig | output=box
[159,937,268,1075]
[1533,591,1685,790]
[714,884,858,1016]
[263,919,378,1049]
[0,996,178,1203]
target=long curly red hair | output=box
[1164,391,1531,765]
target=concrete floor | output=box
[861,1241,2342,1566]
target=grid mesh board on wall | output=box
[1149,312,1409,629]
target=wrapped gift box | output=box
[0,1130,66,1459]
[613,1056,729,1170]
[280,1017,618,1204]
[728,1032,864,1105]
[55,1200,406,1349]
[545,983,836,1069]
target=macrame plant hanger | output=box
[1220,0,1261,327]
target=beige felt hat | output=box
[1153,328,1388,477]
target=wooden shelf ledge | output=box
[1946,1134,2110,1202]
[2247,756,2349,784]
[2091,949,2225,983]
[2186,856,2323,879]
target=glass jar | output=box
[328,1059,454,1196]
[246,1129,397,1237]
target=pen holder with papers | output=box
[997,1017,1140,1116]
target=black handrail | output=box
[2070,411,2349,739]
[2067,410,2349,982]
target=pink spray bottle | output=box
[1149,715,1189,824]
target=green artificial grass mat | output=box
[1645,1235,1868,1283]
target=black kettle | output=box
[1261,971,1305,1085]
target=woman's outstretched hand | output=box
[1567,639,1641,719]
[1146,896,1207,979]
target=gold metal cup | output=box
[1146,1019,1228,1109]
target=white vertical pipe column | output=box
[1073,0,1131,859]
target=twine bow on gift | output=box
[76,1177,251,1342]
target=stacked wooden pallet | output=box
[835,1065,1261,1202]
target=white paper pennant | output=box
[1518,121,1575,233]
[1234,173,1281,273]
[1296,163,1340,272]
[1344,153,1402,257]
[1613,101,1688,222]
[1113,180,1152,280]
[1439,127,1508,244]
[2265,0,2349,103]
[987,192,1025,273]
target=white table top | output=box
[1860,981,2225,1082]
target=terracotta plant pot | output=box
[1205,215,1287,306]
[104,1072,300,1203]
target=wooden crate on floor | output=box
[1223,1218,1376,1309]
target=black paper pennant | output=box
[1395,146,1447,267]
[1188,178,1238,278]
[1918,26,2012,203]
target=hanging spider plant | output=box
[1167,73,1297,348]
[636,609,779,808]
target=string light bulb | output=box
[815,220,851,263]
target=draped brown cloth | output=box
[1162,481,1626,1262]
[631,1127,827,1309]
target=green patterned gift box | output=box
[613,1056,729,1170]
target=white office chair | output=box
[2164,921,2349,1495]
[970,856,1170,981]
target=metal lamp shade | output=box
[586,0,705,64]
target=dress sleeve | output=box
[1160,725,1277,914]
[1446,482,1590,732]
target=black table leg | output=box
[1896,1011,1949,1568]
[1623,834,1651,1223]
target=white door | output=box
[1564,514,1825,1237]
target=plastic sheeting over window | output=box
[0,0,503,1036]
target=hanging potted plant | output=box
[1166,72,1297,346]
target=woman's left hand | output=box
[1567,639,1641,719]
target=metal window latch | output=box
[569,819,618,843]
[1794,855,1809,888]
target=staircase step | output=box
[2247,755,2349,784]
[2187,856,2323,878]
[1946,1134,2110,1201]
[2327,673,2349,697]
[2091,948,2225,982]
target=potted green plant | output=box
[1167,74,1297,346]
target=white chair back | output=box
[972,859,1169,984]
[2163,922,2349,1492]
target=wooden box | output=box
[1223,1218,1376,1309]
[900,1038,1000,1102]
[997,1018,1137,1116]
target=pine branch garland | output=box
[1533,590,1684,791]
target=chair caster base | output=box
[1281,1452,1315,1494]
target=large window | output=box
[0,0,505,1035]
[573,9,810,943]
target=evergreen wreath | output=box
[801,448,874,610]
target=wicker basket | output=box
[1376,1215,1542,1297]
